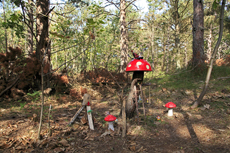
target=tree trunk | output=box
[151,24,155,70]
[36,0,49,61]
[191,0,226,109]
[192,0,204,67]
[3,0,7,53]
[207,24,212,62]
[28,0,34,54]
[38,61,44,140]
[3,0,9,81]
[120,0,128,73]
[36,0,50,88]
[166,27,170,73]
[162,34,166,71]
[184,42,188,67]
[173,0,181,69]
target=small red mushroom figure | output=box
[165,102,176,116]
[104,114,117,131]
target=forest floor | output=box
[0,79,230,153]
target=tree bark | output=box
[191,0,226,109]
[120,0,128,73]
[36,0,51,88]
[3,0,7,53]
[3,0,9,81]
[207,24,212,62]
[151,24,155,70]
[36,0,49,61]
[172,0,181,69]
[192,0,204,67]
[27,0,34,54]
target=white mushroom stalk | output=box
[108,122,114,131]
[168,108,174,116]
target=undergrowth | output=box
[146,66,230,92]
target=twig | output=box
[20,2,38,43]
[48,105,52,137]
[125,0,137,10]
[68,106,85,125]
[51,40,84,54]
[105,0,120,10]
[217,76,230,80]
[107,70,122,89]
[44,41,91,76]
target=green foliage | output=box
[19,102,26,110]
[68,0,89,7]
[151,66,230,93]
[212,0,221,10]
[27,90,41,102]
[2,12,25,38]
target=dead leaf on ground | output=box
[81,117,88,125]
[226,109,230,114]
[137,146,144,152]
[59,139,69,147]
[38,139,49,148]
[204,104,210,109]
[15,145,24,150]
[53,147,65,153]
[129,145,136,151]
[17,120,25,124]
[0,143,10,149]
[100,130,111,137]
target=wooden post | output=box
[48,105,52,137]
[149,86,151,104]
[69,93,92,126]
[82,93,91,106]
[134,85,139,125]
[86,102,94,130]
[140,84,146,124]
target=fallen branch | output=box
[0,77,19,97]
[68,106,85,126]
[217,76,230,80]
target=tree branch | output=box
[0,77,19,97]
[105,0,120,10]
[128,19,147,25]
[125,0,137,10]
[20,1,38,43]
[44,38,91,76]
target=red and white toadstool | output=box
[165,102,176,116]
[126,51,152,83]
[104,114,117,131]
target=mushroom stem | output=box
[108,122,114,131]
[168,108,173,116]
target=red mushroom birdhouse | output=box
[124,51,152,119]
[165,102,176,116]
[126,51,152,83]
[126,58,152,72]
